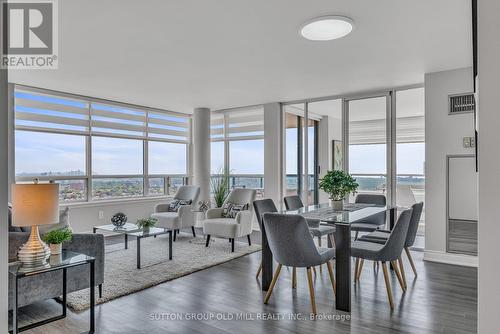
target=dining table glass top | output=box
[284,202,389,225]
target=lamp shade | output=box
[12,183,60,227]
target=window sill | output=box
[61,196,172,209]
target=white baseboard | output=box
[424,250,478,267]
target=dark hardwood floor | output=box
[14,231,477,334]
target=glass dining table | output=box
[260,202,396,313]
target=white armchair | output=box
[201,188,257,252]
[151,185,200,241]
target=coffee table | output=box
[93,223,173,269]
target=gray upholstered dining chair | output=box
[284,195,336,249]
[351,208,413,310]
[253,199,278,279]
[151,185,200,240]
[356,202,424,287]
[262,213,336,315]
[350,194,387,239]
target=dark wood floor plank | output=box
[12,233,477,334]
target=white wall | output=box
[193,108,211,203]
[264,103,282,209]
[63,198,168,233]
[1,69,8,333]
[318,116,342,203]
[478,1,500,332]
[424,67,476,265]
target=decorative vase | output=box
[49,243,62,255]
[331,199,344,211]
[143,227,150,233]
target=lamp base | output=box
[17,225,51,269]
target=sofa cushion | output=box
[21,207,71,234]
[221,202,249,219]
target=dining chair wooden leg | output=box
[326,261,336,297]
[405,247,418,277]
[264,264,282,304]
[398,257,407,289]
[354,258,360,283]
[318,237,323,273]
[312,266,317,276]
[306,267,317,316]
[391,260,406,292]
[356,259,364,282]
[292,267,297,289]
[256,260,262,279]
[328,234,336,249]
[381,262,394,310]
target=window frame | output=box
[13,84,191,203]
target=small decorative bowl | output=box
[111,212,127,227]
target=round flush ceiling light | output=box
[300,16,354,41]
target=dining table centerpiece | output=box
[319,170,359,211]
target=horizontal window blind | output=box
[14,88,90,135]
[14,86,191,143]
[210,114,224,139]
[349,116,424,145]
[91,102,147,138]
[148,111,190,142]
[211,106,264,140]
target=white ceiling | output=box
[9,0,472,114]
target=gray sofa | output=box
[8,208,105,310]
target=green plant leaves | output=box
[319,170,359,201]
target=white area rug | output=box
[67,233,261,311]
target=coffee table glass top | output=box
[9,251,94,277]
[94,223,170,237]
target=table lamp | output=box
[12,181,60,269]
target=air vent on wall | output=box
[449,93,475,114]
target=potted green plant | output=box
[136,217,158,232]
[319,170,359,210]
[43,228,73,255]
[210,167,230,208]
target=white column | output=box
[478,1,500,333]
[192,108,211,203]
[0,69,8,331]
[264,103,282,209]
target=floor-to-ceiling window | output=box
[347,96,389,198]
[396,88,425,239]
[210,106,265,198]
[281,86,424,228]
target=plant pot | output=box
[330,199,344,211]
[49,243,62,255]
[143,227,150,233]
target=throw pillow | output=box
[168,199,181,212]
[168,199,192,212]
[222,202,249,219]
